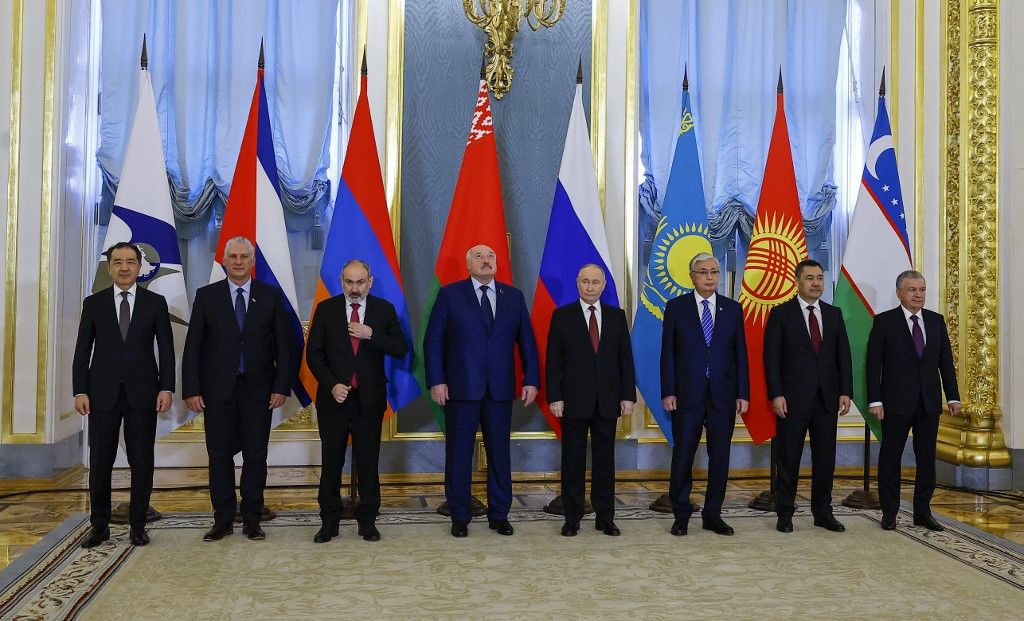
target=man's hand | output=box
[269,393,287,409]
[620,400,635,417]
[869,404,884,421]
[949,402,963,417]
[771,396,788,419]
[331,383,350,404]
[185,396,205,413]
[838,395,851,416]
[550,400,564,418]
[156,391,172,413]
[736,399,749,415]
[521,385,538,407]
[662,396,677,412]
[430,384,448,407]
[348,322,373,340]
[75,394,90,416]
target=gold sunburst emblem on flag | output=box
[740,213,807,326]
[640,220,712,320]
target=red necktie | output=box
[808,305,821,354]
[349,303,361,388]
[588,305,599,353]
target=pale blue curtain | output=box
[639,0,847,296]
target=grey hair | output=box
[577,263,606,278]
[223,236,255,260]
[465,245,495,264]
[896,269,925,289]
[689,252,719,272]
[342,258,372,277]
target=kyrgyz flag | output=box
[214,47,310,427]
[299,58,419,416]
[415,79,512,431]
[738,75,808,445]
[530,72,618,436]
[834,74,910,440]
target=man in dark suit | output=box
[306,259,409,543]
[425,244,540,538]
[764,259,852,534]
[546,264,635,537]
[661,252,749,537]
[183,236,293,542]
[867,270,961,531]
[73,241,174,548]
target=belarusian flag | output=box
[738,74,808,445]
[415,79,512,431]
[834,74,910,440]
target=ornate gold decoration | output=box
[274,406,317,431]
[463,0,566,100]
[937,0,1010,467]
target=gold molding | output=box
[890,0,899,143]
[936,0,1009,468]
[590,0,606,212]
[914,0,924,267]
[1,0,23,443]
[385,0,404,257]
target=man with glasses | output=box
[660,252,749,537]
[73,242,174,548]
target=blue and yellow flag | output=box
[631,87,712,443]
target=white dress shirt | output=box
[798,295,823,340]
[471,277,497,312]
[579,299,602,337]
[229,278,252,310]
[695,292,717,324]
[347,297,367,322]
[113,283,138,320]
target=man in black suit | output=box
[661,252,749,537]
[867,270,961,531]
[546,264,635,537]
[73,242,174,548]
[764,259,852,534]
[183,236,293,542]
[306,259,409,543]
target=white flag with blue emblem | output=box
[96,69,193,438]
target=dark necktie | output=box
[235,287,246,372]
[588,305,599,353]
[807,306,822,354]
[118,291,130,340]
[911,314,925,357]
[349,303,361,388]
[480,285,494,329]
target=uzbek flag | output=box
[738,75,808,445]
[834,74,910,440]
[214,48,311,426]
[298,59,418,416]
[530,75,618,436]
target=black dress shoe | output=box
[595,520,621,536]
[670,519,688,536]
[776,516,793,533]
[242,522,266,540]
[313,523,339,543]
[702,517,735,536]
[359,525,381,541]
[451,522,469,538]
[814,514,846,532]
[488,519,514,536]
[81,527,110,549]
[129,528,150,546]
[561,522,579,537]
[913,514,945,531]
[203,523,234,542]
[880,514,897,530]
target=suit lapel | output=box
[221,279,245,337]
[491,282,507,328]
[923,311,939,358]
[792,298,815,353]
[124,288,146,341]
[894,308,918,355]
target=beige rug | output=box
[2,507,1023,620]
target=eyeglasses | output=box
[691,269,720,277]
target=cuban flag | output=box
[530,78,619,436]
[213,54,311,425]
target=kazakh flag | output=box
[631,82,712,443]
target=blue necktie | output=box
[480,285,494,329]
[235,287,246,372]
[701,299,713,378]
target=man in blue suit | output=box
[425,244,540,538]
[661,252,749,537]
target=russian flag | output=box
[298,61,419,415]
[213,50,311,424]
[530,78,618,436]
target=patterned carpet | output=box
[2,506,1023,620]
